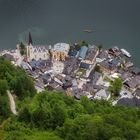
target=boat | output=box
[83,29,93,33]
[120,48,131,58]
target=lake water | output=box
[0,0,140,66]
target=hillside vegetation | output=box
[0,58,140,140]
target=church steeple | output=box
[29,32,33,45]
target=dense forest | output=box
[0,58,140,140]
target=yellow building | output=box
[51,43,70,61]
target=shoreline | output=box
[1,42,140,107]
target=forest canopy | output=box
[0,58,140,140]
[0,57,36,100]
[0,92,139,140]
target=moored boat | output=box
[83,29,93,33]
[120,48,131,58]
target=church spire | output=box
[29,32,33,45]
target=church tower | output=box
[28,32,33,45]
[27,32,33,61]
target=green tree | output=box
[97,44,103,51]
[20,49,25,56]
[19,42,26,56]
[110,137,126,140]
[80,96,94,114]
[57,115,104,140]
[0,57,36,100]
[80,40,88,47]
[0,80,8,95]
[19,42,25,50]
[94,65,102,73]
[0,95,10,119]
[13,74,36,100]
[18,107,31,123]
[50,103,67,129]
[32,107,48,129]
[109,78,123,96]
[77,40,88,48]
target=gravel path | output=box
[7,90,17,115]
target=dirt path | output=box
[7,90,17,115]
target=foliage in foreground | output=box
[0,57,36,100]
[0,57,36,123]
[0,95,10,123]
[0,57,140,140]
[0,118,62,140]
[1,92,140,140]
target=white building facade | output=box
[26,44,50,61]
